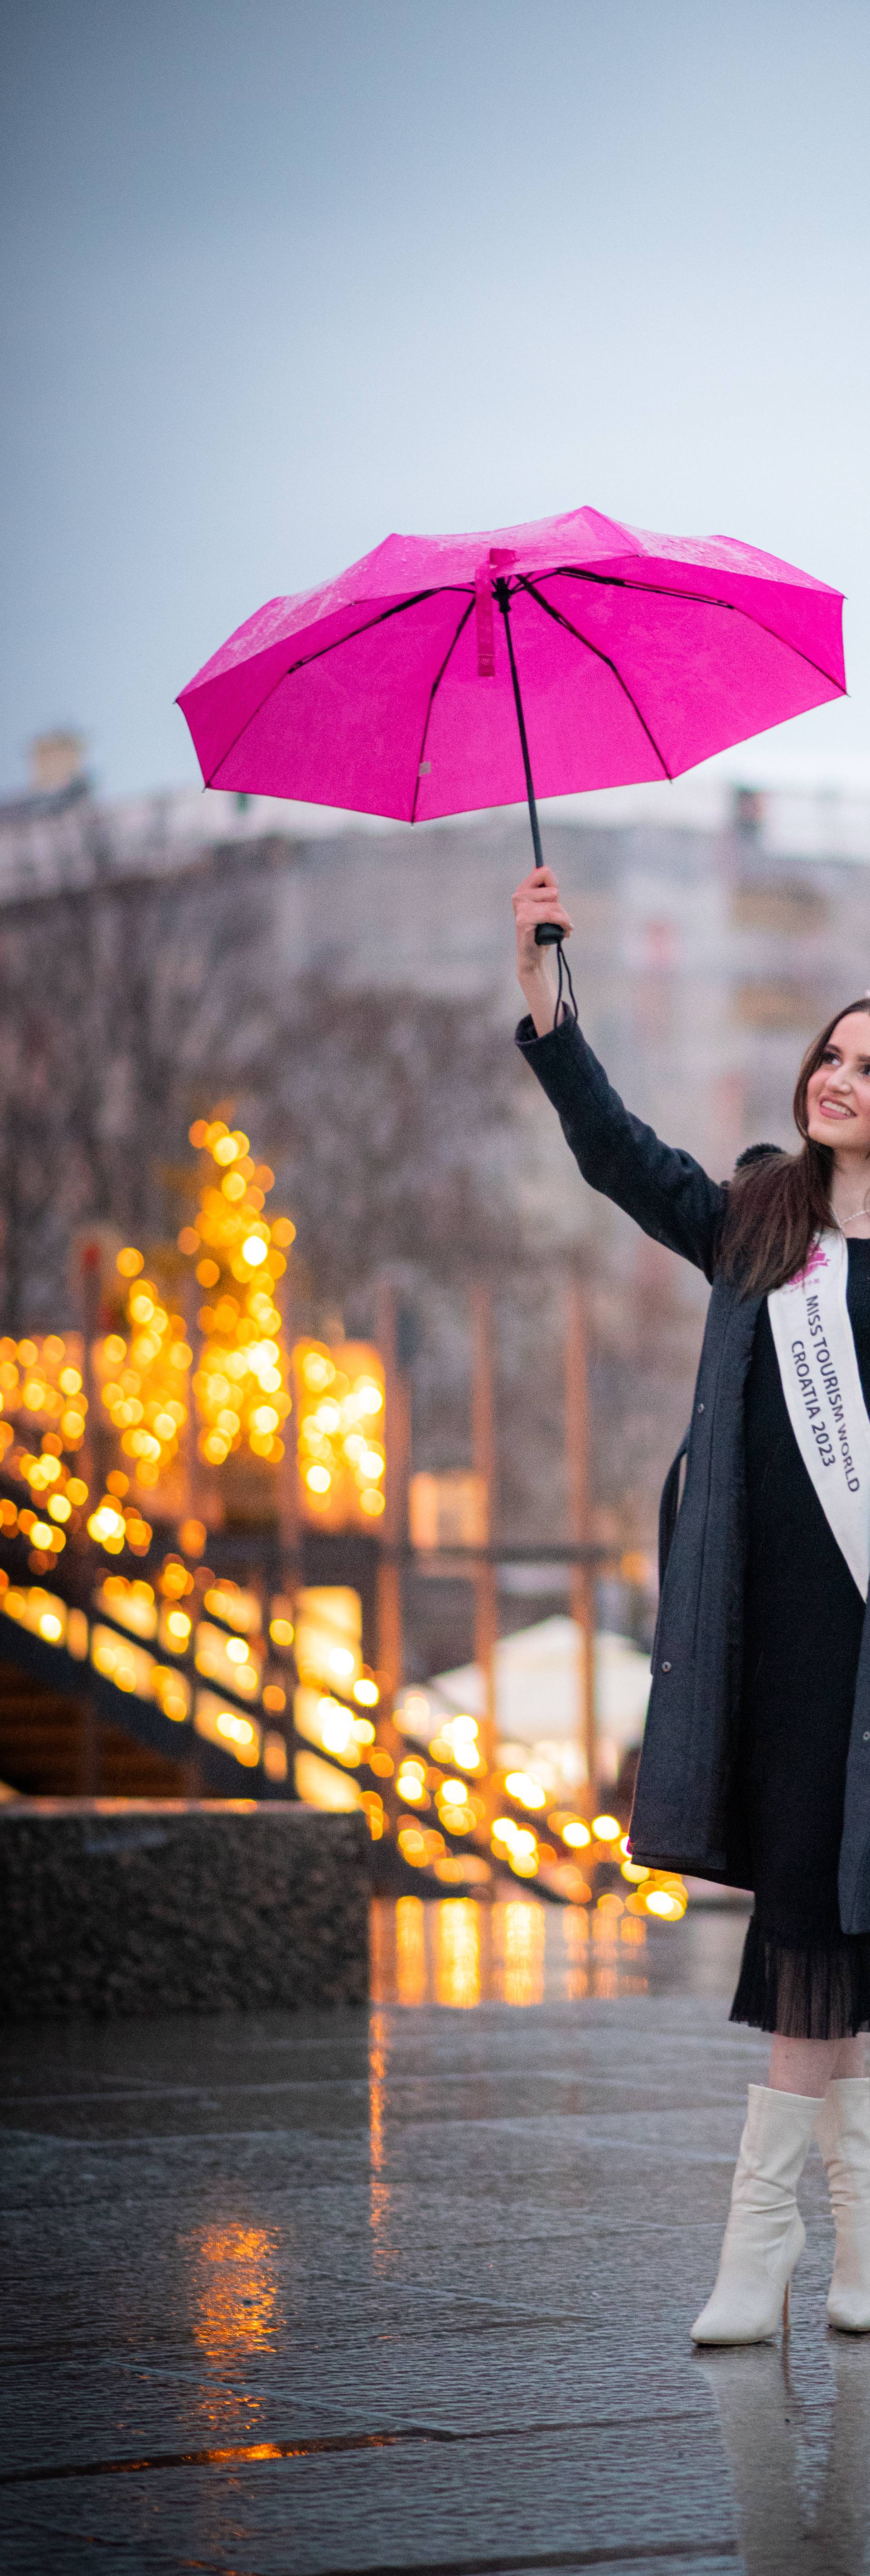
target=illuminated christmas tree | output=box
[93,1249,191,1492]
[181,1118,294,1471]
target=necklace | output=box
[831,1175,870,1233]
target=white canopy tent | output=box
[395,1617,651,1790]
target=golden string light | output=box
[86,1493,152,1558]
[0,1333,91,1560]
[293,1339,386,1526]
[0,1333,87,1454]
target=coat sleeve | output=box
[516,1012,727,1281]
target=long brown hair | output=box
[719,997,870,1294]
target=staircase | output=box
[0,1660,197,1799]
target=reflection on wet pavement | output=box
[699,2332,870,2576]
[2,1897,870,2575]
[371,1889,749,2008]
[188,2222,282,2358]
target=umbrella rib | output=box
[551,566,845,693]
[517,577,673,779]
[202,587,469,789]
[410,598,476,823]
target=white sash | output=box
[767,1228,870,1599]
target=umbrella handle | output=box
[494,579,564,948]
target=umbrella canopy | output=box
[178,506,845,826]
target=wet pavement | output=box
[2,1895,870,2575]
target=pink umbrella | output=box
[178,506,846,949]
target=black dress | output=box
[731,1237,870,2038]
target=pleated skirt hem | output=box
[730,1915,870,2040]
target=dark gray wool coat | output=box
[517,1008,870,1935]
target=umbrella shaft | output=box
[495,579,562,947]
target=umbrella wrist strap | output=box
[555,939,578,1025]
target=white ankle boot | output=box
[817,2075,870,2331]
[691,2084,822,2345]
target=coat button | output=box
[697,1402,704,1414]
[864,1732,870,1744]
[661,1660,672,1672]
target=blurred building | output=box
[28,731,89,797]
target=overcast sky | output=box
[2,0,869,807]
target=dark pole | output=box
[494,578,563,947]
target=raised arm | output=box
[512,866,726,1279]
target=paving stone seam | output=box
[280,2543,740,2576]
[0,2408,718,2486]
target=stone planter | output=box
[0,1799,369,2016]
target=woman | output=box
[513,860,870,2345]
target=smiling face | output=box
[806,1012,870,1160]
